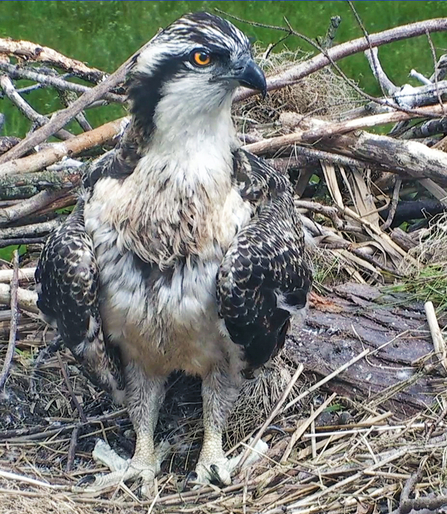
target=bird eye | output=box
[191,50,212,67]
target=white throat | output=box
[137,86,237,196]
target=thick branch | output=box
[0,117,126,177]
[244,112,447,185]
[0,219,60,240]
[0,188,74,227]
[0,283,38,313]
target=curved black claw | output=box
[209,464,227,487]
[182,470,198,491]
[75,474,96,487]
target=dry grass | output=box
[234,47,362,139]
[1,312,446,514]
[1,36,447,514]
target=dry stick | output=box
[0,220,61,240]
[281,392,337,463]
[0,74,73,140]
[237,363,304,468]
[363,43,447,206]
[264,448,408,514]
[66,426,80,473]
[245,103,447,153]
[0,266,36,284]
[279,115,447,190]
[380,177,401,231]
[0,283,38,313]
[0,188,75,226]
[0,62,124,104]
[0,469,67,490]
[0,237,45,249]
[400,497,447,514]
[0,250,20,389]
[365,47,399,96]
[424,301,447,373]
[0,37,106,82]
[0,33,155,165]
[56,352,87,423]
[2,19,447,164]
[426,30,446,115]
[0,116,126,177]
[234,18,447,103]
[284,349,370,413]
[56,351,86,472]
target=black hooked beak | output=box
[228,57,267,98]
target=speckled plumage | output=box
[35,11,312,490]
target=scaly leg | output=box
[80,362,168,495]
[194,365,240,485]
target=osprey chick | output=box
[36,12,312,491]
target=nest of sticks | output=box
[1,13,447,514]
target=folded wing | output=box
[217,150,312,371]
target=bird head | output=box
[127,12,267,140]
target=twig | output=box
[319,16,342,50]
[234,18,447,102]
[294,199,363,234]
[400,117,447,139]
[0,250,20,389]
[283,349,370,412]
[0,469,67,490]
[381,177,402,231]
[281,392,337,463]
[66,425,80,472]
[56,351,87,422]
[0,33,155,164]
[0,62,124,104]
[410,69,432,86]
[237,363,304,469]
[426,29,446,115]
[246,102,447,152]
[364,47,399,96]
[401,463,425,503]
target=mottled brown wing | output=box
[217,150,312,370]
[35,200,125,402]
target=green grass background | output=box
[1,1,446,136]
[0,1,446,262]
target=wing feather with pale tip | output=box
[217,149,312,371]
[35,200,125,403]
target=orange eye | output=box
[193,51,212,66]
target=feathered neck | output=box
[107,87,240,267]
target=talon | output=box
[209,464,225,486]
[182,471,198,490]
[75,474,96,487]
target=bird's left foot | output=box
[192,438,268,487]
[193,456,232,486]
